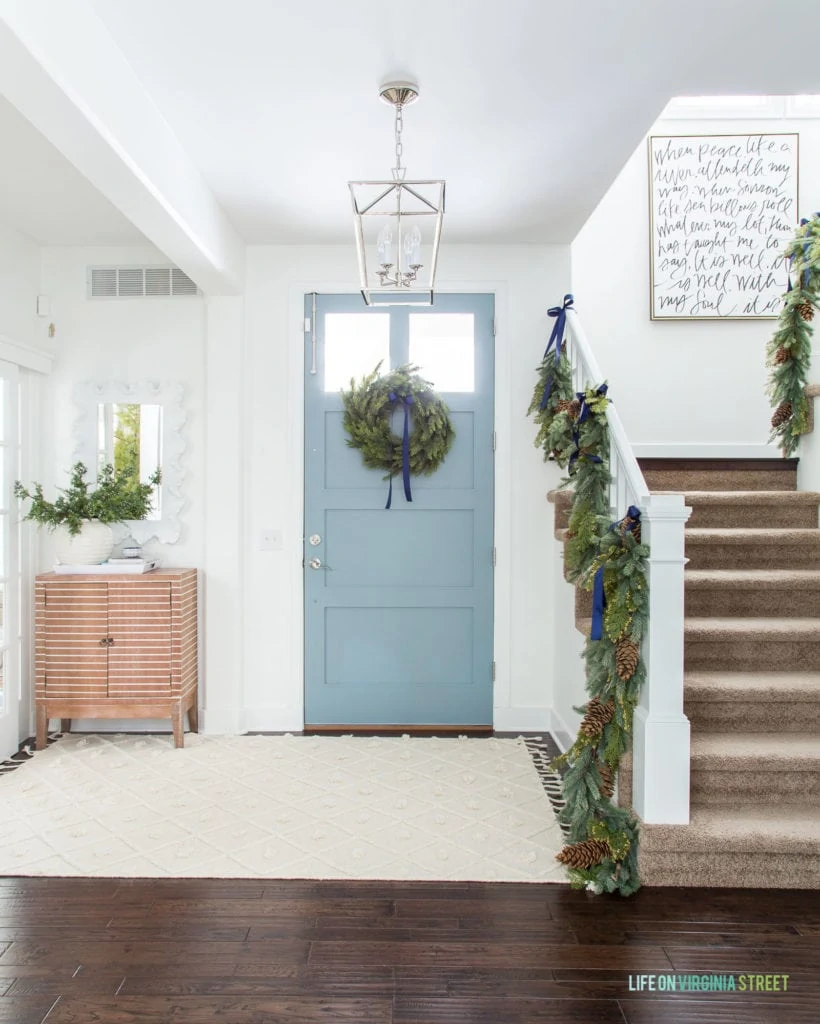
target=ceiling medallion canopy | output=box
[348,80,445,306]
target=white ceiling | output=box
[4,0,820,247]
[0,95,146,245]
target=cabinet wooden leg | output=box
[36,705,48,751]
[171,705,184,749]
[60,719,71,735]
[187,702,199,734]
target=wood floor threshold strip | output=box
[303,724,494,736]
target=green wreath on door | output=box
[341,363,454,507]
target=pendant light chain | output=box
[393,102,404,180]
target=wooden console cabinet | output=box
[35,569,198,750]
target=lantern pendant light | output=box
[348,81,445,306]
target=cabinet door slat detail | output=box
[38,581,109,699]
[107,581,173,696]
[35,570,199,748]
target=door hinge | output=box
[492,430,496,452]
[492,318,496,338]
[492,661,496,682]
[304,317,311,333]
[492,547,497,567]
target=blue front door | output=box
[304,293,494,726]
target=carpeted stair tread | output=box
[641,806,820,854]
[655,489,820,505]
[573,616,820,641]
[690,732,820,769]
[685,671,820,701]
[685,569,820,589]
[685,528,820,544]
[685,617,820,640]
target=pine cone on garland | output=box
[597,760,615,799]
[615,637,640,681]
[774,346,792,365]
[566,398,581,421]
[579,696,615,738]
[771,401,793,428]
[797,301,815,322]
[556,838,611,869]
[555,399,573,414]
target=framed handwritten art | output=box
[648,133,799,319]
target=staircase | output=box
[550,458,820,888]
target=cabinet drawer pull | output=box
[99,637,115,646]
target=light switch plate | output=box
[259,528,283,551]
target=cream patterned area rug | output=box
[0,733,567,882]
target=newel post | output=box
[633,493,692,824]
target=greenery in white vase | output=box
[14,462,161,536]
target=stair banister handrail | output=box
[563,305,692,827]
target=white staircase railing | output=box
[565,309,692,825]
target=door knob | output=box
[308,558,333,570]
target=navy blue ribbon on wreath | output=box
[591,505,642,641]
[385,391,414,510]
[568,384,608,470]
[539,294,574,410]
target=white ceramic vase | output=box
[53,520,114,565]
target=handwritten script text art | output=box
[649,134,798,319]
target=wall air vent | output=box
[88,266,201,298]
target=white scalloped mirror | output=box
[73,381,186,544]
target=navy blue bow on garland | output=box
[591,505,642,641]
[539,294,574,410]
[568,384,608,470]
[385,391,414,509]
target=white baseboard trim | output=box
[549,707,576,753]
[200,708,247,735]
[242,708,305,733]
[632,443,781,459]
[64,718,171,734]
[493,706,553,733]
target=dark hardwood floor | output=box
[0,878,817,1022]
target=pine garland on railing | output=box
[767,214,819,456]
[547,402,648,895]
[528,306,649,896]
[561,385,612,584]
[527,296,576,464]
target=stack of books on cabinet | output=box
[53,559,160,574]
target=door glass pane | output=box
[324,314,390,392]
[409,314,475,392]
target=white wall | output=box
[34,242,572,735]
[239,244,570,733]
[0,221,41,345]
[38,245,206,732]
[572,115,820,452]
[39,245,207,572]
